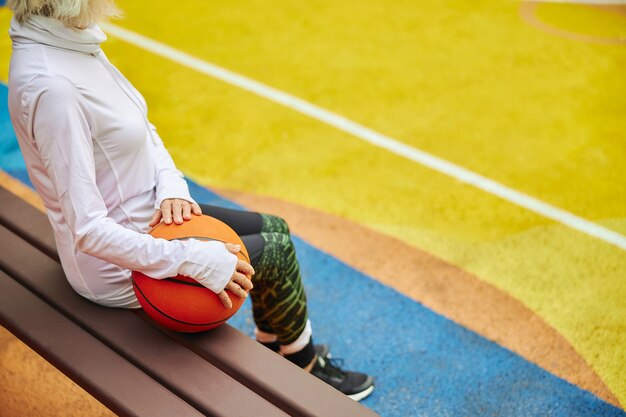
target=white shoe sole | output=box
[347,384,375,402]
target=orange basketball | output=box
[132,215,250,333]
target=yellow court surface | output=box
[1,0,625,410]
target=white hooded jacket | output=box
[7,16,237,307]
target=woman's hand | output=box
[218,243,255,308]
[149,198,202,227]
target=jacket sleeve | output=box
[29,75,236,293]
[146,121,197,209]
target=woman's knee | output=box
[258,232,296,269]
[260,214,290,235]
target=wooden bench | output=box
[0,186,379,417]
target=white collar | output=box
[9,15,106,55]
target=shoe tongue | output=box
[319,356,345,379]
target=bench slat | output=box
[0,186,379,416]
[0,187,58,261]
[0,271,204,417]
[0,225,290,417]
[178,325,380,417]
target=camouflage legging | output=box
[199,205,308,345]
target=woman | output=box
[6,0,374,401]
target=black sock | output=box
[259,340,280,352]
[283,339,316,368]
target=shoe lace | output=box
[319,355,345,379]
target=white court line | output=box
[100,22,626,252]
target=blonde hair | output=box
[8,0,121,28]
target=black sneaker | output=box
[310,354,375,401]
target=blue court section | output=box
[188,182,625,417]
[0,84,32,186]
[1,83,624,416]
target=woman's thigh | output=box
[240,234,265,268]
[198,204,263,236]
[199,204,265,267]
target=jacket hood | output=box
[9,15,106,55]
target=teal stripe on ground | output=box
[0,84,32,186]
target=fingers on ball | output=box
[227,281,247,299]
[233,272,253,291]
[218,290,233,309]
[172,200,184,224]
[237,259,254,276]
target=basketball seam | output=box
[163,277,204,287]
